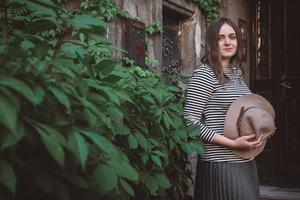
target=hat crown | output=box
[240,108,275,138]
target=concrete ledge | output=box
[260,185,300,200]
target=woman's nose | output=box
[224,37,230,45]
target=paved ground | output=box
[260,186,300,200]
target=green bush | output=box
[0,1,204,199]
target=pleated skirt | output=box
[194,159,259,200]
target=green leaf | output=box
[113,89,135,104]
[81,131,120,160]
[152,150,167,158]
[34,126,65,166]
[141,153,149,165]
[0,123,25,150]
[188,124,201,137]
[103,66,129,83]
[107,104,123,122]
[0,159,16,195]
[83,108,98,127]
[33,85,46,104]
[189,140,205,157]
[112,122,130,136]
[93,164,118,192]
[154,173,171,189]
[49,86,71,110]
[68,132,89,169]
[100,86,121,105]
[0,76,39,105]
[79,80,89,98]
[35,123,68,147]
[128,134,138,149]
[71,15,108,32]
[61,42,85,59]
[87,92,106,104]
[106,160,139,181]
[79,98,112,127]
[144,174,159,195]
[20,39,35,50]
[120,179,135,196]
[95,59,117,79]
[162,111,172,130]
[0,93,18,133]
[25,0,59,18]
[142,95,155,105]
[147,87,163,105]
[0,44,7,54]
[135,132,149,150]
[151,154,162,168]
[51,58,76,78]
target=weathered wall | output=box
[109,0,251,82]
[110,0,163,72]
[219,0,252,83]
[109,0,205,75]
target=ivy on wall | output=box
[189,0,223,22]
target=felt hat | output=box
[224,94,276,159]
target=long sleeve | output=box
[184,67,217,143]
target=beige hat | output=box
[224,94,276,159]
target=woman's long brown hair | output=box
[201,17,244,85]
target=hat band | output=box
[236,106,259,137]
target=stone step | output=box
[260,185,300,200]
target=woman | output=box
[184,17,263,200]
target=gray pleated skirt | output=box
[194,159,259,200]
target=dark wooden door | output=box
[279,0,300,187]
[251,0,300,187]
[251,0,278,186]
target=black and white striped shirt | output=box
[184,64,252,162]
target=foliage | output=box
[146,19,163,35]
[77,0,130,21]
[190,0,223,22]
[0,0,204,199]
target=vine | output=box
[190,0,223,22]
[145,19,163,35]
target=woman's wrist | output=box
[212,134,236,148]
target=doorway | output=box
[251,0,300,187]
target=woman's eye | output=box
[230,35,237,40]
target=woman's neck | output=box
[221,59,230,68]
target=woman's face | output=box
[218,23,237,60]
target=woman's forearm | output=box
[212,134,236,148]
[212,134,263,150]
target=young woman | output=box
[184,17,262,200]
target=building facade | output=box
[109,0,300,190]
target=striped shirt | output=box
[184,64,252,162]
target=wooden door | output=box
[251,0,278,186]
[251,0,300,187]
[279,0,300,187]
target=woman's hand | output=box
[212,134,264,150]
[231,134,264,150]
